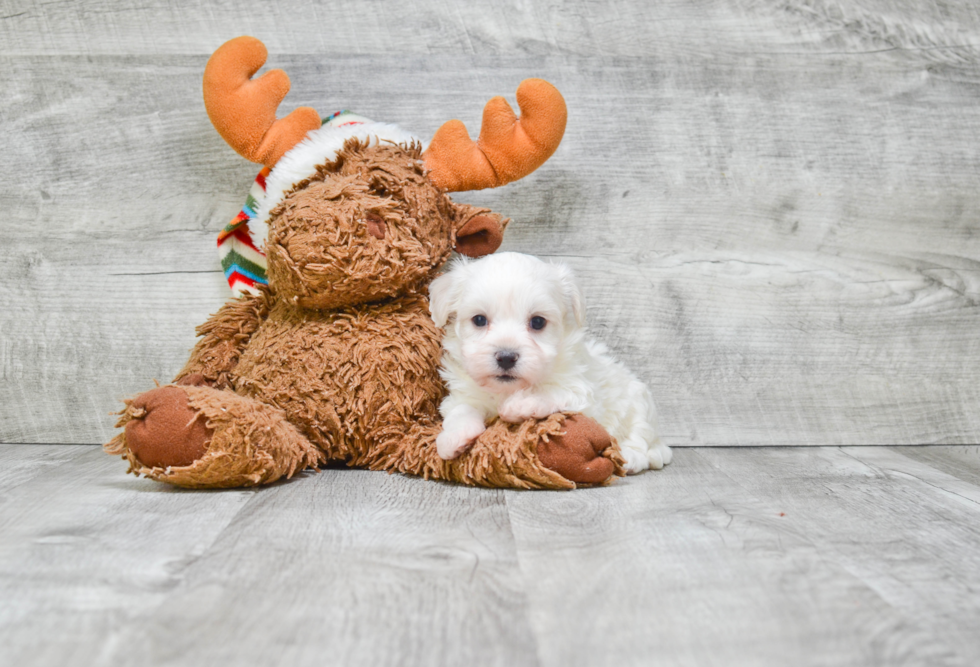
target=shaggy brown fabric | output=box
[106,139,622,489]
[176,292,270,389]
[107,384,323,489]
[233,293,446,462]
[379,414,574,489]
[176,373,210,387]
[266,141,456,311]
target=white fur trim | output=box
[252,121,421,249]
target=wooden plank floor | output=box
[1,443,978,666]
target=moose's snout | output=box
[495,350,519,370]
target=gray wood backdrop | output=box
[2,0,979,447]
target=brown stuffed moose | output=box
[105,36,623,489]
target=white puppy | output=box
[428,252,671,474]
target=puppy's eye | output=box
[529,316,547,331]
[472,315,488,327]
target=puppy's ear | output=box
[555,263,585,327]
[428,269,460,327]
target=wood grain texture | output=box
[2,0,979,446]
[0,444,90,491]
[0,451,538,667]
[0,447,257,667]
[2,444,979,666]
[705,446,980,663]
[505,446,980,666]
[97,472,539,667]
[890,445,980,486]
[1,0,978,60]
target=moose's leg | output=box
[370,413,624,489]
[175,292,271,389]
[105,382,323,488]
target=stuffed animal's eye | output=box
[529,316,547,331]
[472,315,488,327]
[365,212,387,240]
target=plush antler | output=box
[203,36,322,169]
[423,79,567,192]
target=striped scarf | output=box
[217,166,270,296]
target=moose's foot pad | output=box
[537,414,624,486]
[123,385,212,468]
[105,384,323,489]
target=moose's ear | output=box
[455,214,503,258]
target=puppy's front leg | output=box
[437,404,488,460]
[499,390,570,424]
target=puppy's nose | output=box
[495,350,519,371]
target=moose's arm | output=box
[174,291,271,389]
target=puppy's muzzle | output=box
[495,350,519,371]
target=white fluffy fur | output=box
[429,252,672,474]
[253,121,421,249]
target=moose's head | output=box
[204,37,567,310]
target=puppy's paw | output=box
[649,442,672,469]
[436,422,486,460]
[499,394,563,423]
[621,447,650,475]
[621,441,672,473]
